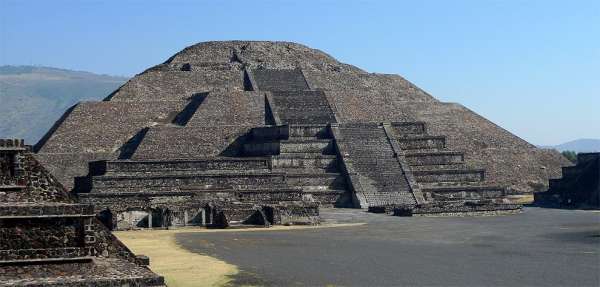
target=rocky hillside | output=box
[0,66,127,143]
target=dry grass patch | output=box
[115,229,238,287]
[506,194,534,204]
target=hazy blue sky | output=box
[1,0,598,145]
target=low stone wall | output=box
[97,158,270,175]
[131,125,253,159]
[0,258,165,286]
[86,172,287,193]
[0,247,87,262]
[394,202,522,216]
[0,219,82,250]
[0,204,94,217]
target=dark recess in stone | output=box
[117,127,150,159]
[243,69,254,91]
[171,92,208,126]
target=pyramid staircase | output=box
[390,122,507,203]
[76,67,519,228]
[333,123,418,207]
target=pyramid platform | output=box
[33,41,569,229]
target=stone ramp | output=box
[336,123,417,207]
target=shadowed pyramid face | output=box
[33,41,568,217]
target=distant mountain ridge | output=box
[0,65,128,143]
[540,139,600,153]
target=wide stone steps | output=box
[409,163,467,171]
[272,154,337,169]
[90,158,271,176]
[243,139,334,156]
[363,192,416,206]
[359,173,409,184]
[303,189,348,206]
[103,169,274,177]
[421,185,506,201]
[89,172,288,191]
[273,167,336,174]
[346,150,396,158]
[337,128,386,138]
[280,139,334,154]
[90,171,345,189]
[391,122,427,135]
[412,169,484,183]
[397,135,446,150]
[288,125,329,138]
[338,123,419,207]
[284,173,347,190]
[279,115,336,125]
[273,97,331,106]
[405,151,464,166]
[186,187,344,205]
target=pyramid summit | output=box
[34,41,568,229]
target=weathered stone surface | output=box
[326,92,569,193]
[33,40,567,222]
[0,140,163,286]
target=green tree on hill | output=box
[561,150,577,163]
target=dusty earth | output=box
[119,207,600,287]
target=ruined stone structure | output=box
[0,139,164,286]
[535,153,600,209]
[34,41,569,229]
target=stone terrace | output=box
[0,139,164,286]
[34,41,568,230]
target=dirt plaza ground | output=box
[119,207,600,287]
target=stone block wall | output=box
[34,152,115,191]
[325,90,569,193]
[0,152,70,203]
[131,125,254,159]
[35,100,187,154]
[186,90,266,126]
[0,218,83,250]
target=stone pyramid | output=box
[0,139,164,285]
[34,41,568,228]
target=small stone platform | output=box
[0,139,164,286]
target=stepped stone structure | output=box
[535,153,600,209]
[0,139,164,286]
[34,41,568,229]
